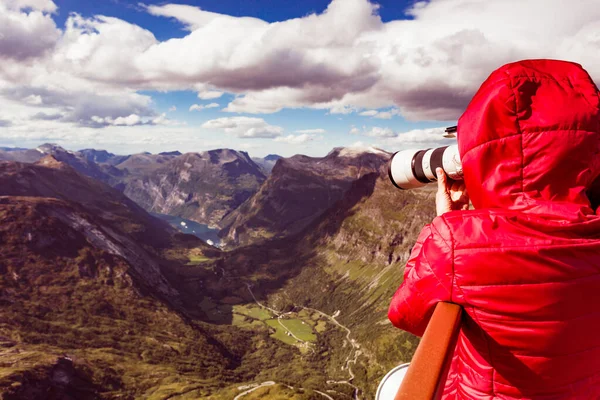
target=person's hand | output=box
[436,167,469,216]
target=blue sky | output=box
[1,0,597,157]
[51,0,417,36]
[46,0,445,157]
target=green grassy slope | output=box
[186,172,436,398]
[0,159,436,399]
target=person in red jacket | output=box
[388,59,600,399]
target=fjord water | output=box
[152,212,221,246]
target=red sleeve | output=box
[388,217,454,337]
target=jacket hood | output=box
[457,59,600,220]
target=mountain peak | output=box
[35,155,66,169]
[331,145,389,158]
[36,143,70,155]
[264,154,282,161]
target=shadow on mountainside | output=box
[1,357,117,400]
[177,172,380,326]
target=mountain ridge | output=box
[219,147,391,247]
[0,145,268,229]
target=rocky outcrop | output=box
[0,145,267,229]
[118,149,266,228]
[219,147,390,247]
[0,157,189,298]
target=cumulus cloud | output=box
[0,84,157,128]
[168,106,177,112]
[31,111,62,120]
[275,133,318,144]
[350,126,396,138]
[136,0,600,119]
[145,3,225,31]
[378,127,451,150]
[359,110,378,117]
[91,114,140,126]
[0,119,13,127]
[198,91,224,100]
[359,108,400,119]
[201,117,283,138]
[24,94,42,105]
[0,0,60,60]
[296,128,326,134]
[5,0,57,12]
[89,113,175,127]
[189,103,219,111]
[2,0,600,142]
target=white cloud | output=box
[151,113,173,125]
[365,127,395,138]
[350,126,396,138]
[0,0,60,60]
[91,114,141,126]
[358,108,399,119]
[349,126,361,135]
[24,94,42,105]
[296,128,326,134]
[145,3,225,31]
[378,127,451,150]
[374,109,399,119]
[359,110,378,117]
[275,134,317,144]
[0,120,225,155]
[328,105,358,115]
[2,0,600,146]
[5,0,57,12]
[189,102,219,111]
[198,91,224,100]
[88,112,176,127]
[113,114,141,126]
[31,111,62,120]
[201,116,283,138]
[168,105,176,112]
[145,0,600,119]
[374,111,394,120]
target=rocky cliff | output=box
[219,146,390,247]
[0,145,267,229]
[118,149,266,228]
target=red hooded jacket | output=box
[388,60,600,399]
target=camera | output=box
[388,144,463,190]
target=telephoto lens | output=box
[388,144,463,189]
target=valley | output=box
[0,145,436,399]
[153,213,221,247]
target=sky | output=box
[1,0,600,157]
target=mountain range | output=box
[0,143,437,399]
[0,145,268,230]
[220,147,390,247]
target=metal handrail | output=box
[395,302,463,400]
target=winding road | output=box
[233,381,275,400]
[303,306,361,398]
[245,284,362,399]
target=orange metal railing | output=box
[395,302,463,400]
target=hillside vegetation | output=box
[0,150,436,399]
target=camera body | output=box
[388,144,463,189]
